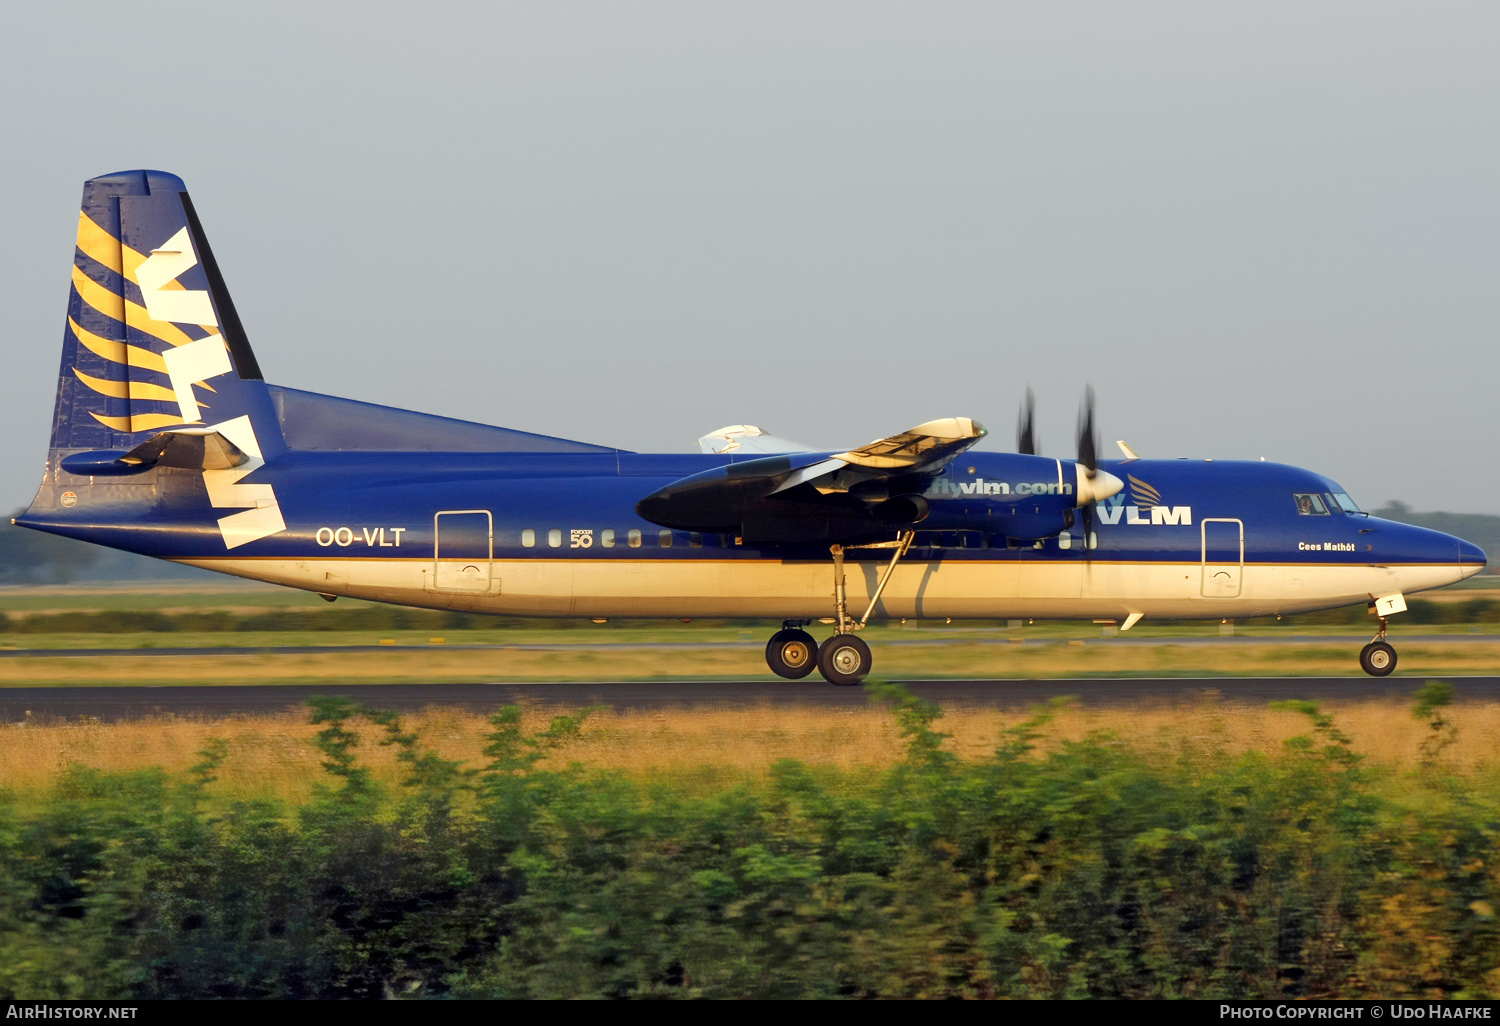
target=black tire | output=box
[1359,641,1397,677]
[817,634,872,686]
[766,628,818,679]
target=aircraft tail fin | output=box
[48,170,281,459]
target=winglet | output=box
[1116,440,1139,459]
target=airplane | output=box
[14,170,1488,684]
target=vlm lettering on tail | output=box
[14,171,1488,683]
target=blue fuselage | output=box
[21,448,1485,622]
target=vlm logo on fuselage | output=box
[1097,474,1192,526]
[1096,500,1193,526]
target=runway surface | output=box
[4,677,1499,722]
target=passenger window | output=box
[689,532,703,548]
[521,529,535,548]
[1294,493,1329,516]
[628,529,642,548]
[548,529,562,547]
[659,529,673,548]
[601,529,615,548]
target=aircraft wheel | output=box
[766,628,818,679]
[1359,641,1397,677]
[817,634,872,686]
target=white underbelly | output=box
[175,556,1461,620]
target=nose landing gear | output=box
[1358,616,1398,677]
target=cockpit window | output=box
[1294,493,1329,516]
[1330,491,1360,513]
[1324,493,1343,514]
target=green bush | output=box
[1,688,1498,998]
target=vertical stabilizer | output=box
[50,170,280,455]
[25,171,288,551]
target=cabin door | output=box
[434,510,493,592]
[1200,518,1243,598]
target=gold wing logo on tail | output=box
[67,212,283,548]
[70,214,228,429]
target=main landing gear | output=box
[764,531,914,686]
[1358,616,1398,677]
[766,626,817,679]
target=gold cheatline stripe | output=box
[90,411,189,433]
[72,367,179,404]
[67,316,169,374]
[75,212,123,274]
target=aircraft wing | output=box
[640,418,987,542]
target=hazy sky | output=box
[3,2,1497,513]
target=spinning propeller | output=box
[1017,387,1039,456]
[1076,386,1099,556]
[1016,385,1121,559]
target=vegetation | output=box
[2,687,1500,998]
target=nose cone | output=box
[1459,538,1488,580]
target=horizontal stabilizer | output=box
[698,425,816,456]
[56,428,251,475]
[123,428,249,470]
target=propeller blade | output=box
[1075,386,1101,578]
[1017,387,1038,456]
[1076,386,1097,475]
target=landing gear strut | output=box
[763,531,915,686]
[1358,616,1398,677]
